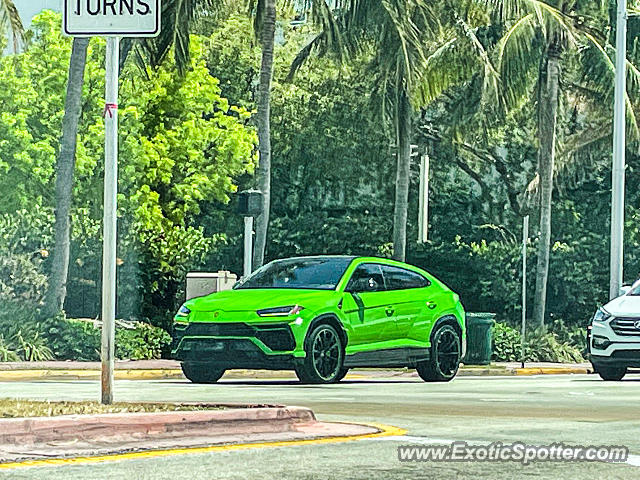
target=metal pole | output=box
[521,215,529,369]
[243,216,254,277]
[101,36,119,405]
[418,154,429,243]
[610,0,627,300]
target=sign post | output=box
[521,215,529,369]
[418,153,429,243]
[63,0,160,405]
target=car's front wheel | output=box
[416,324,461,382]
[595,365,626,381]
[181,362,225,384]
[295,323,344,384]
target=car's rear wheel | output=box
[295,323,344,384]
[416,324,461,382]
[181,362,225,384]
[335,368,349,382]
[595,365,626,381]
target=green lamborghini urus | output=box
[172,256,466,384]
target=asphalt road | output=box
[1,373,640,479]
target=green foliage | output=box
[115,322,172,360]
[39,315,100,361]
[0,334,19,362]
[492,322,584,363]
[0,314,170,362]
[492,322,524,362]
[0,207,53,326]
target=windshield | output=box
[235,257,354,290]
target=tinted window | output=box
[235,257,353,290]
[346,264,385,292]
[382,265,430,290]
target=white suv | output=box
[589,280,640,380]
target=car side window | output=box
[346,264,385,293]
[381,265,430,290]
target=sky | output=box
[15,0,61,26]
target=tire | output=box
[416,324,461,382]
[181,362,225,384]
[295,323,345,384]
[596,365,626,381]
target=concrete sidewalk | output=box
[0,360,593,381]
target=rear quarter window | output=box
[382,265,430,290]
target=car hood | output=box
[185,288,338,313]
[604,295,640,317]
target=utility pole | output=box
[610,0,627,300]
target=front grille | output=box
[174,322,295,351]
[610,317,640,336]
[611,350,640,359]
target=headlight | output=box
[257,305,305,317]
[593,307,611,323]
[176,305,191,317]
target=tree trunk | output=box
[42,37,89,318]
[252,0,276,270]
[532,47,561,330]
[392,93,412,262]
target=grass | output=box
[0,399,224,418]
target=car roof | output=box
[271,255,417,269]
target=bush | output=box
[0,321,54,362]
[492,322,584,363]
[0,314,171,362]
[40,315,100,361]
[115,322,171,360]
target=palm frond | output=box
[0,0,24,53]
[131,0,224,74]
[583,33,640,142]
[495,12,541,108]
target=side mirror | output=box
[620,285,632,296]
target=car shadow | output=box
[164,379,420,386]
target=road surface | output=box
[1,373,639,479]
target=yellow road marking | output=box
[0,370,185,382]
[516,368,589,376]
[0,422,406,470]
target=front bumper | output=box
[589,319,640,368]
[172,322,299,369]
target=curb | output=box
[0,406,316,446]
[0,366,594,382]
[515,367,592,376]
[0,369,185,382]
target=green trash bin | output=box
[463,313,496,365]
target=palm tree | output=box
[250,0,277,269]
[474,0,640,328]
[43,38,90,319]
[288,1,447,261]
[0,0,24,52]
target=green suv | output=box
[172,256,466,384]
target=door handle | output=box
[426,301,437,310]
[385,306,395,317]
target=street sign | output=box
[63,1,161,404]
[63,0,160,37]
